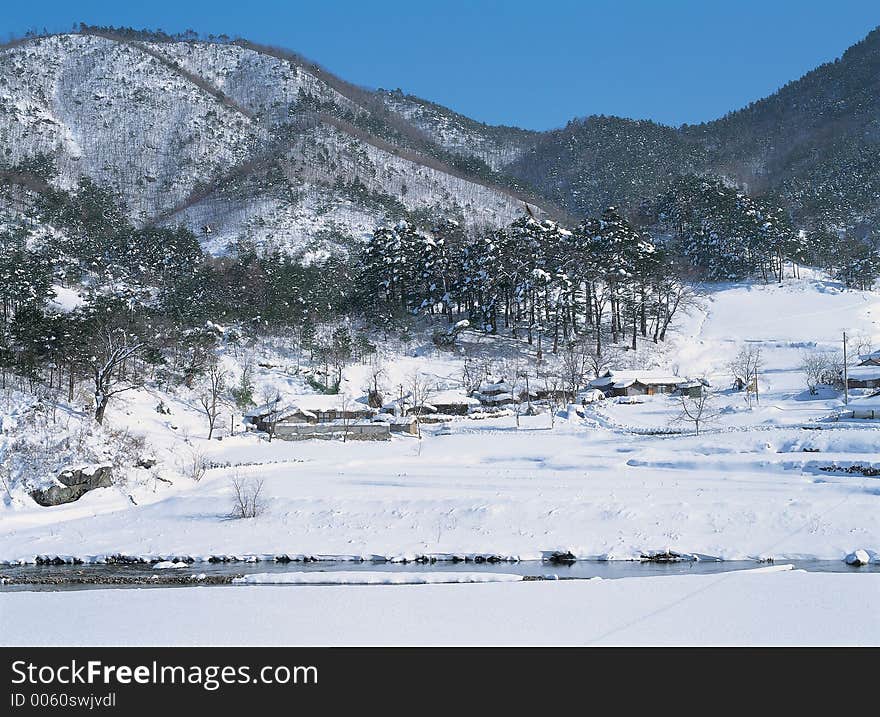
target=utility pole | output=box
[843,331,849,406]
[754,360,759,406]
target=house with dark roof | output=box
[589,370,684,398]
[847,365,880,390]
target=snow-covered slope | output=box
[376,90,537,171]
[2,274,879,564]
[0,33,535,254]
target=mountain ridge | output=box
[2,24,879,255]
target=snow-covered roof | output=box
[591,370,683,388]
[289,394,371,412]
[848,366,880,381]
[577,388,605,400]
[243,399,287,418]
[391,416,417,425]
[475,391,514,402]
[431,389,480,406]
[246,394,370,417]
[478,378,512,392]
[858,349,880,363]
[381,393,411,411]
[849,391,880,407]
[373,413,417,424]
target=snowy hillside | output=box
[2,274,879,565]
[0,33,534,255]
[377,90,537,171]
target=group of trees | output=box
[3,156,880,436]
[648,177,808,282]
[648,177,880,288]
[361,210,699,358]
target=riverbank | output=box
[2,419,880,565]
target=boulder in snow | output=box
[845,550,870,566]
[29,465,113,507]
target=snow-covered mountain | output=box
[0,32,542,255]
[3,25,880,257]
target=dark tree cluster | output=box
[360,210,697,357]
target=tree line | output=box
[2,167,880,426]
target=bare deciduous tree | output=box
[339,392,352,443]
[258,385,282,442]
[198,359,227,439]
[408,371,434,440]
[90,329,145,424]
[181,446,207,483]
[586,343,622,380]
[559,339,591,401]
[653,280,704,343]
[728,345,763,407]
[799,350,830,395]
[364,357,386,408]
[544,374,563,429]
[675,389,718,435]
[229,475,266,519]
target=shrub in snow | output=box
[179,447,207,483]
[229,476,266,519]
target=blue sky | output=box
[3,1,879,130]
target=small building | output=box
[274,421,390,441]
[429,389,481,416]
[530,377,570,402]
[472,377,515,406]
[858,349,880,366]
[846,365,880,390]
[243,398,300,433]
[372,414,420,434]
[244,394,373,432]
[405,402,438,417]
[844,392,880,420]
[677,380,704,398]
[589,370,683,398]
[380,394,410,416]
[390,416,420,434]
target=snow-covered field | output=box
[2,273,880,565]
[2,567,878,645]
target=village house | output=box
[379,394,409,416]
[846,365,880,390]
[858,349,880,366]
[843,392,880,420]
[472,377,515,407]
[429,389,481,416]
[244,394,375,434]
[530,377,570,402]
[677,380,705,398]
[589,370,684,398]
[372,413,420,434]
[242,398,300,433]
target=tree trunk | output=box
[631,309,637,351]
[95,395,109,425]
